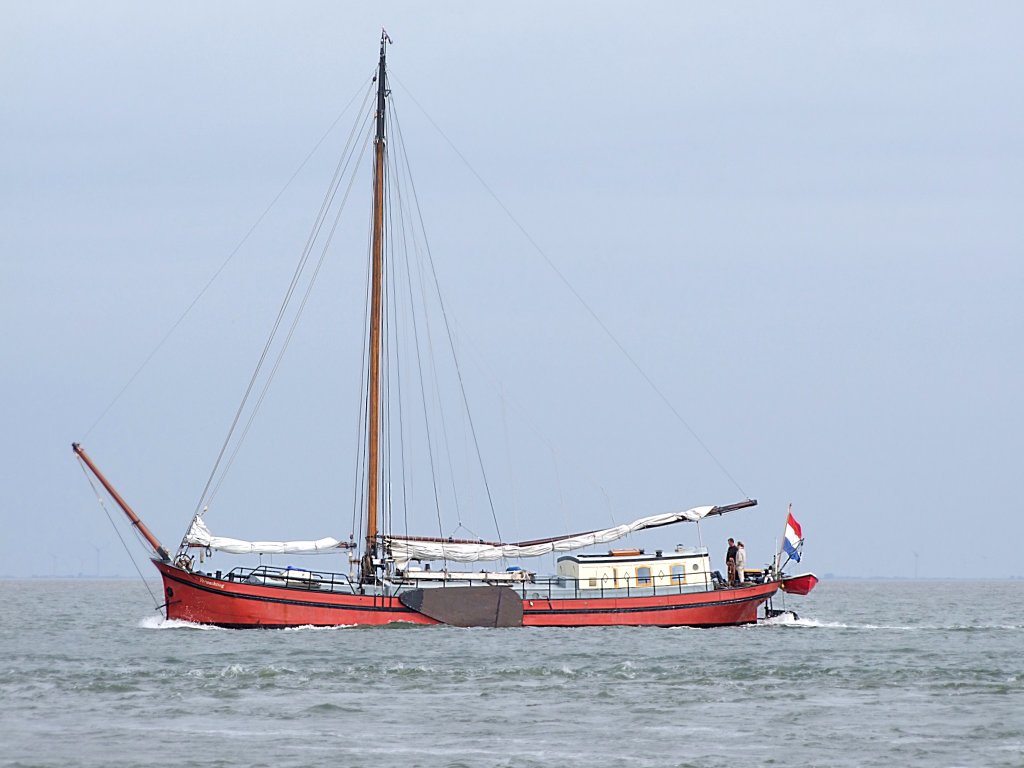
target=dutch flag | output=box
[783,512,803,563]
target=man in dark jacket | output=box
[726,538,738,586]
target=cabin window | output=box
[636,566,652,586]
[588,577,597,587]
[671,564,685,584]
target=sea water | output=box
[1,579,1022,767]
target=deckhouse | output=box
[557,546,712,592]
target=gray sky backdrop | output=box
[2,3,1022,581]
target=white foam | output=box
[137,615,225,631]
[137,616,360,631]
[757,615,1005,630]
[759,613,850,628]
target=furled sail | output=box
[386,506,714,566]
[185,516,344,555]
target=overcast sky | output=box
[2,2,1022,582]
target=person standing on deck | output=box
[735,541,747,586]
[726,538,738,586]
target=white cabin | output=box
[557,546,713,592]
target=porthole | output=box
[692,563,699,571]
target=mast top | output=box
[374,30,390,145]
[377,29,391,75]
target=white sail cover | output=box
[185,516,344,555]
[386,506,714,566]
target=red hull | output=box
[157,561,436,627]
[156,561,778,628]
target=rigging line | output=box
[388,113,442,541]
[382,158,394,541]
[208,123,376,503]
[76,458,160,608]
[408,243,462,536]
[549,445,569,549]
[354,154,385,549]
[384,141,407,543]
[498,384,522,542]
[388,108,506,541]
[393,150,465,543]
[389,244,404,543]
[388,113,462,537]
[390,99,509,536]
[387,110,446,542]
[390,72,749,499]
[388,153,402,542]
[382,125,411,539]
[383,107,403,537]
[392,240,412,541]
[188,105,376,526]
[351,170,378,548]
[82,76,375,442]
[443,312,617,526]
[408,223,463,536]
[352,197,376,546]
[390,158,446,545]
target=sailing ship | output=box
[73,34,816,628]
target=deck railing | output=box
[513,573,721,600]
[221,565,357,594]
[205,564,768,597]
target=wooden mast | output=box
[363,31,389,581]
[72,443,170,562]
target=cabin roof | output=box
[558,548,707,565]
